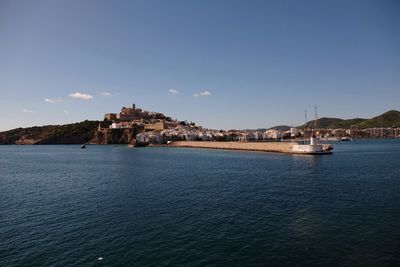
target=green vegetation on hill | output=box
[304,118,366,129]
[355,110,400,128]
[299,110,400,129]
[0,120,101,144]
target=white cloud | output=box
[194,90,211,97]
[100,91,112,96]
[44,98,63,103]
[63,110,69,115]
[168,89,179,95]
[69,92,93,100]
[200,91,211,96]
[22,109,34,113]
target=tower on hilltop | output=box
[132,103,136,110]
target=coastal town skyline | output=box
[1,0,399,131]
[2,101,398,146]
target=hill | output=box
[297,110,400,129]
[305,117,366,129]
[355,110,400,128]
[268,125,291,131]
[0,120,101,144]
[243,125,291,132]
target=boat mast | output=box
[314,105,318,137]
[304,109,307,141]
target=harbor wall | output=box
[169,141,296,153]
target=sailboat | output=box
[292,106,333,154]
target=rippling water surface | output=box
[1,140,400,266]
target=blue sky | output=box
[0,0,399,131]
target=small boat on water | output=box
[340,137,352,141]
[292,136,333,154]
[127,139,136,148]
[81,144,86,149]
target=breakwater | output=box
[169,141,296,153]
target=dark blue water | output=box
[1,140,400,266]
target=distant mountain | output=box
[242,128,268,132]
[243,125,291,132]
[355,110,400,128]
[267,125,291,131]
[304,117,367,129]
[298,110,400,129]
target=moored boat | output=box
[292,137,333,154]
[292,106,333,154]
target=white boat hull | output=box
[292,144,332,154]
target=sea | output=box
[1,140,399,266]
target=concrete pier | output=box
[169,141,296,153]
